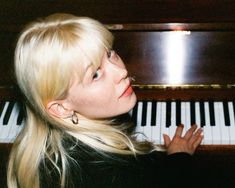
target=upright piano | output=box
[1,0,235,187]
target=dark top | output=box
[39,139,199,188]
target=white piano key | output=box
[169,101,176,139]
[218,102,230,144]
[184,102,191,135]
[195,101,201,127]
[161,102,168,144]
[228,101,235,144]
[8,103,23,143]
[212,102,222,144]
[143,101,152,141]
[181,102,187,135]
[0,102,11,142]
[203,101,213,144]
[135,101,144,141]
[195,101,204,144]
[4,103,19,142]
[0,102,7,119]
[152,102,161,144]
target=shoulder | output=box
[165,152,192,166]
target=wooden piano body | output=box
[1,0,235,187]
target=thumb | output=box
[163,134,171,148]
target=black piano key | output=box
[141,101,147,126]
[131,103,138,126]
[190,100,195,125]
[0,101,6,117]
[199,101,205,127]
[151,101,157,126]
[17,102,25,125]
[208,100,215,126]
[223,101,230,126]
[176,100,181,126]
[166,100,171,127]
[233,101,235,124]
[3,101,15,125]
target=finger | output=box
[163,134,171,148]
[189,128,203,145]
[174,124,184,137]
[184,124,197,140]
[193,135,203,148]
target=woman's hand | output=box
[163,124,203,155]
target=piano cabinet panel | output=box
[0,31,18,87]
[113,31,235,86]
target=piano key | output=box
[161,102,168,144]
[4,102,22,142]
[16,102,25,125]
[199,101,205,127]
[218,102,230,144]
[150,100,157,126]
[190,100,196,125]
[166,100,171,127]
[169,101,176,139]
[195,101,201,126]
[151,101,161,144]
[184,102,191,136]
[141,100,147,126]
[233,101,235,123]
[208,100,215,126]
[181,102,186,125]
[130,102,138,125]
[135,101,144,141]
[181,102,187,135]
[176,100,181,126]
[223,101,230,126]
[203,101,213,144]
[0,102,10,142]
[213,102,222,144]
[143,101,152,140]
[0,101,6,117]
[228,101,235,144]
[3,101,15,125]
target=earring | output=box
[71,112,79,124]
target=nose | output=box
[115,66,128,84]
[108,61,128,84]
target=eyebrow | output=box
[81,64,94,83]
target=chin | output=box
[125,93,137,113]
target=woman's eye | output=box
[107,49,113,59]
[92,68,101,80]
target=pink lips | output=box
[119,84,133,98]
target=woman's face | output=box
[65,49,137,119]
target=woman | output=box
[7,13,203,188]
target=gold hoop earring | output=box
[71,112,79,124]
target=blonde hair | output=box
[7,13,155,188]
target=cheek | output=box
[72,89,115,111]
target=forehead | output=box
[72,47,106,80]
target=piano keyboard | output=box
[1,100,235,145]
[130,100,235,145]
[0,101,24,143]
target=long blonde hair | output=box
[7,13,155,188]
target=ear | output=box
[46,100,73,119]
